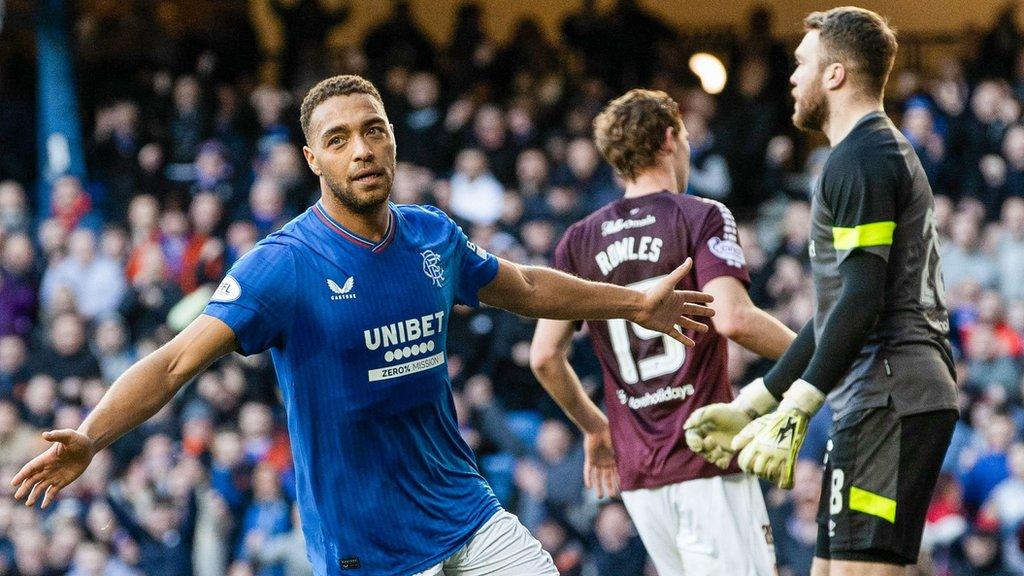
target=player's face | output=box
[304,93,397,215]
[790,31,829,132]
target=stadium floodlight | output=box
[689,52,727,95]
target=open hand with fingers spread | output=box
[10,429,96,509]
[632,258,715,347]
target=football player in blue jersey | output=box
[11,75,716,576]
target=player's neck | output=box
[823,96,884,146]
[318,195,391,242]
[623,166,678,198]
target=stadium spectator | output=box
[106,484,198,576]
[0,233,37,337]
[998,198,1024,301]
[944,211,1000,291]
[40,228,126,320]
[246,503,312,576]
[189,140,237,208]
[168,76,208,165]
[0,335,29,397]
[180,192,226,295]
[236,180,294,239]
[66,540,140,576]
[683,110,731,201]
[393,71,448,172]
[962,411,1017,514]
[553,137,618,211]
[0,399,40,470]
[93,315,136,384]
[235,463,291,576]
[449,148,505,225]
[119,244,183,341]
[0,180,30,236]
[268,0,351,88]
[28,313,102,382]
[587,502,647,575]
[49,176,102,234]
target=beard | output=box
[793,80,829,132]
[322,167,393,215]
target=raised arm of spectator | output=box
[180,488,200,546]
[105,484,152,545]
[10,314,239,508]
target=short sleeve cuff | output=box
[455,254,499,308]
[202,303,265,356]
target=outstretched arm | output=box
[11,314,239,508]
[479,257,714,347]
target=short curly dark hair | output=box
[804,7,898,96]
[592,89,682,182]
[300,75,384,144]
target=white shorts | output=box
[621,473,777,576]
[413,510,558,576]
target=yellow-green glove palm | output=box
[684,378,779,469]
[732,379,824,489]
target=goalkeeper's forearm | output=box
[762,320,816,399]
[797,251,887,396]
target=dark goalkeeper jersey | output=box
[809,111,957,419]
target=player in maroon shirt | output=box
[530,89,796,575]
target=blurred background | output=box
[3,0,1024,574]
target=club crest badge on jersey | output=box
[708,237,746,268]
[422,250,445,287]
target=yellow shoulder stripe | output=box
[832,221,896,250]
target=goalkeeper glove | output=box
[732,379,825,489]
[683,378,779,469]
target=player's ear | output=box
[824,62,845,91]
[662,126,676,153]
[302,145,322,176]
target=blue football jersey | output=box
[203,201,502,575]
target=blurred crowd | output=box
[6,0,1024,575]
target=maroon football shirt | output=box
[552,191,750,490]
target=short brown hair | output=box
[804,7,898,95]
[592,89,682,182]
[300,75,384,143]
